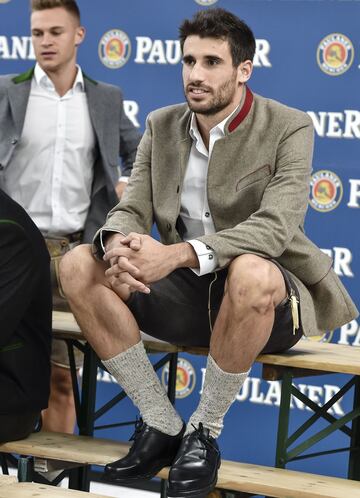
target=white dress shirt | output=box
[4,63,96,236]
[181,108,238,275]
[100,107,239,275]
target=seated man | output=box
[59,8,358,497]
[0,189,51,443]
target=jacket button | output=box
[166,223,172,231]
[205,212,210,218]
[11,139,18,145]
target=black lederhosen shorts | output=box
[127,261,303,354]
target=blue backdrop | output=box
[1,0,359,481]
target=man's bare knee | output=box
[59,244,103,297]
[226,254,285,313]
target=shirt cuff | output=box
[187,239,218,276]
[118,176,129,183]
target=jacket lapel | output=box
[84,77,105,145]
[8,69,34,138]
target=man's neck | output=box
[43,63,78,97]
[195,87,244,150]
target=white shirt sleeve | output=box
[118,176,130,183]
[187,239,218,276]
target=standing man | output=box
[60,8,358,497]
[0,0,140,434]
[0,189,51,443]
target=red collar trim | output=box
[228,86,253,133]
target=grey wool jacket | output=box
[94,87,358,337]
[0,68,141,242]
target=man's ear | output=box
[237,60,253,83]
[75,26,86,47]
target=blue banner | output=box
[1,0,359,480]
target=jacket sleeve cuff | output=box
[99,228,125,255]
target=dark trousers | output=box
[0,411,40,443]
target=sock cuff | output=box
[102,340,146,374]
[208,354,250,378]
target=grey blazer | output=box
[95,87,358,337]
[0,68,141,242]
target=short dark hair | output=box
[30,0,81,23]
[179,8,256,66]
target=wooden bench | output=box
[0,475,17,487]
[0,481,113,498]
[1,431,360,498]
[52,312,360,473]
[0,475,112,497]
[36,312,360,494]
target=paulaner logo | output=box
[162,358,196,399]
[98,29,131,69]
[317,33,354,76]
[309,170,343,212]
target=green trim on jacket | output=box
[11,67,98,86]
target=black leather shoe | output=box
[167,423,221,497]
[103,418,185,483]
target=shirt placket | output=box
[51,96,66,232]
[203,132,217,235]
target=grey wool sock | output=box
[102,341,183,436]
[186,354,250,438]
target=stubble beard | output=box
[185,74,238,116]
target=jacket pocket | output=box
[236,164,272,192]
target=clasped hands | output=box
[103,232,174,294]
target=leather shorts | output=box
[45,233,84,369]
[126,261,303,353]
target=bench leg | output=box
[348,375,360,480]
[167,352,178,404]
[68,465,91,491]
[159,352,179,497]
[18,456,33,482]
[0,454,9,474]
[69,344,98,492]
[78,344,98,436]
[275,370,293,468]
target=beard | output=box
[184,72,238,116]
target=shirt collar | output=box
[189,105,239,142]
[33,63,85,92]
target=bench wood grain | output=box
[2,432,360,498]
[0,482,113,498]
[0,475,17,487]
[53,311,360,375]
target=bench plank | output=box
[0,475,17,487]
[0,482,112,498]
[0,432,129,467]
[257,341,360,376]
[53,311,360,375]
[217,461,360,497]
[2,432,360,498]
[52,311,208,355]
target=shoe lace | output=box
[129,417,144,442]
[191,422,218,454]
